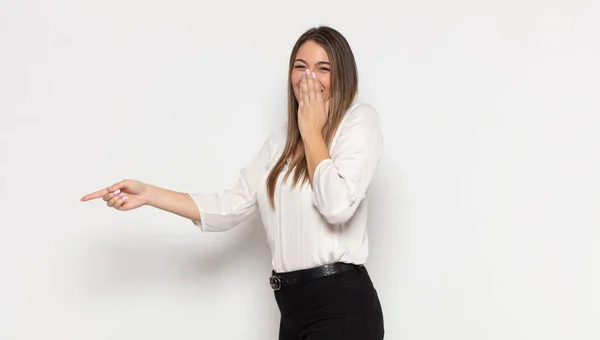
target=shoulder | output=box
[269,122,288,143]
[331,102,384,157]
[340,101,382,132]
[263,122,288,151]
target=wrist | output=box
[303,131,329,157]
[301,129,323,141]
[141,183,156,207]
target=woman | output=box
[81,26,385,340]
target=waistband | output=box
[269,262,364,291]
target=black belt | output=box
[269,262,363,291]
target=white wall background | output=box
[1,0,599,339]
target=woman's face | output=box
[291,40,331,105]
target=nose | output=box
[296,70,323,89]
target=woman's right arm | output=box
[80,179,200,222]
[80,127,280,230]
[144,184,200,221]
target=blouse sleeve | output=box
[188,133,273,232]
[311,103,384,225]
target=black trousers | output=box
[274,265,385,339]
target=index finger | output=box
[80,188,109,202]
[307,72,317,102]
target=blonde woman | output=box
[82,26,385,340]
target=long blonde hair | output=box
[266,26,359,208]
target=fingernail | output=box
[122,196,128,201]
[305,69,310,75]
[312,72,316,79]
[114,189,120,195]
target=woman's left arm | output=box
[304,103,384,225]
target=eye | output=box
[319,67,330,72]
[294,65,306,69]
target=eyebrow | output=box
[294,58,330,66]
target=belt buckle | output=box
[269,275,282,291]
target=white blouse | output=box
[189,102,384,273]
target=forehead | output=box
[295,41,329,62]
